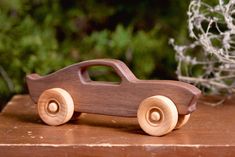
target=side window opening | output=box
[84,66,121,84]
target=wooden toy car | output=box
[26,59,201,136]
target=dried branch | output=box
[171,0,235,95]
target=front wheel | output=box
[137,95,178,136]
[37,88,74,126]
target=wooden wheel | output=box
[175,114,190,129]
[137,95,178,136]
[37,88,74,126]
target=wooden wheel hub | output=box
[47,101,59,113]
[147,108,163,126]
[150,111,161,121]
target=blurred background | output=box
[0,0,191,110]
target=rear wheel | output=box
[175,114,190,129]
[37,88,74,126]
[137,95,178,136]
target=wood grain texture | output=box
[1,95,235,157]
[37,88,74,126]
[26,59,201,117]
[137,95,178,136]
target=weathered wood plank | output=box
[0,95,235,157]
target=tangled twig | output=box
[170,0,235,95]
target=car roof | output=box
[78,59,137,82]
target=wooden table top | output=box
[0,95,235,157]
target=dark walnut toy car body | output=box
[26,59,201,136]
